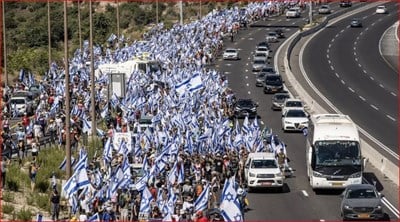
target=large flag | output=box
[194,184,210,213]
[139,186,154,215]
[220,176,243,222]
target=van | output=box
[244,152,284,192]
[263,74,284,94]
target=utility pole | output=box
[89,0,96,140]
[48,0,51,74]
[156,0,159,24]
[78,0,82,52]
[179,0,183,25]
[199,0,202,19]
[309,1,313,24]
[64,0,72,179]
[2,0,7,87]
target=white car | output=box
[244,152,285,192]
[266,32,278,43]
[376,5,387,14]
[281,108,309,132]
[223,48,239,60]
[281,98,305,115]
[10,96,33,116]
[318,5,332,14]
[286,8,300,18]
[255,46,270,57]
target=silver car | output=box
[266,32,278,43]
[223,48,239,60]
[340,184,385,221]
[252,60,267,72]
[253,53,268,63]
[318,5,331,14]
[255,72,267,87]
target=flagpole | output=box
[116,0,120,42]
[64,0,72,180]
[78,0,82,52]
[47,0,51,74]
[156,0,159,25]
[2,0,8,87]
[179,0,183,25]
[89,0,97,142]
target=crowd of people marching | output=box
[0,1,302,221]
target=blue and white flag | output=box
[58,156,76,171]
[194,184,210,213]
[188,73,204,92]
[220,176,243,222]
[87,213,100,222]
[36,213,43,222]
[139,186,154,215]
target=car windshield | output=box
[315,141,362,166]
[286,101,302,107]
[257,73,266,78]
[268,32,276,36]
[226,49,237,53]
[257,47,268,51]
[262,67,275,72]
[11,99,26,104]
[255,53,266,57]
[286,109,307,118]
[251,159,277,168]
[237,100,253,106]
[378,6,385,9]
[254,60,265,64]
[266,75,281,82]
[347,188,378,199]
[274,94,289,101]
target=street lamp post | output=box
[64,0,72,179]
[48,0,51,74]
[156,0,159,24]
[78,0,82,52]
[89,0,96,141]
[116,0,120,41]
[179,0,183,25]
[2,0,8,87]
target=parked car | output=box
[375,5,387,14]
[263,74,284,94]
[281,108,309,132]
[223,48,239,60]
[233,99,258,118]
[286,8,301,18]
[266,32,279,43]
[255,72,267,87]
[350,18,362,27]
[318,5,332,14]
[271,92,290,110]
[340,1,352,7]
[340,184,385,221]
[252,60,268,72]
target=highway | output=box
[302,2,398,154]
[213,2,398,221]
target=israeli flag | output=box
[139,186,154,215]
[220,176,243,222]
[194,184,210,213]
[188,73,204,92]
[87,213,100,222]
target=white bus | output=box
[306,114,364,190]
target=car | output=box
[257,41,271,50]
[244,152,285,192]
[318,5,332,14]
[253,53,268,63]
[281,108,309,132]
[233,99,258,118]
[261,66,275,74]
[281,98,305,115]
[255,45,270,56]
[274,29,285,38]
[340,184,385,221]
[271,92,290,110]
[255,72,267,87]
[130,163,145,183]
[340,1,352,7]
[286,8,301,18]
[375,5,387,14]
[223,48,239,60]
[28,84,41,99]
[266,32,279,43]
[9,96,34,116]
[263,74,284,94]
[252,59,268,72]
[350,18,362,27]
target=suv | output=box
[263,74,284,94]
[233,99,258,118]
[10,96,34,116]
[244,152,285,192]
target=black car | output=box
[274,29,285,38]
[340,1,352,7]
[271,92,290,110]
[233,99,258,118]
[261,66,275,74]
[263,74,284,94]
[257,41,271,51]
[350,18,362,27]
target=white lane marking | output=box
[245,76,248,79]
[326,54,329,59]
[360,31,363,35]
[359,96,366,101]
[328,60,331,64]
[241,37,245,40]
[341,80,345,84]
[301,190,309,197]
[353,52,356,56]
[328,43,331,48]
[356,36,360,40]
[248,37,254,40]
[330,65,334,70]
[335,33,339,38]
[390,92,397,97]
[370,104,379,110]
[226,63,232,66]
[327,48,330,53]
[358,63,362,67]
[386,115,396,121]
[247,57,251,60]
[371,22,375,26]
[354,40,358,45]
[353,47,356,51]
[245,69,249,72]
[365,27,369,31]
[340,29,345,33]
[348,87,355,93]
[379,84,384,88]
[355,57,358,62]
[362,15,367,19]
[363,70,367,74]
[291,22,296,25]
[246,83,250,87]
[224,71,231,75]
[335,73,340,78]
[331,38,335,42]
[216,64,220,68]
[246,63,249,66]
[369,76,374,80]
[260,121,265,125]
[247,91,251,94]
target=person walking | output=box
[50,188,61,221]
[29,162,39,191]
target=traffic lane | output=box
[302,14,398,152]
[216,15,345,221]
[327,10,397,119]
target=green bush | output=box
[2,203,15,214]
[16,207,33,221]
[36,180,49,193]
[26,193,35,205]
[2,191,14,203]
[6,179,19,192]
[6,163,30,189]
[35,193,50,213]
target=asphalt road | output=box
[213,2,398,221]
[302,2,398,154]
